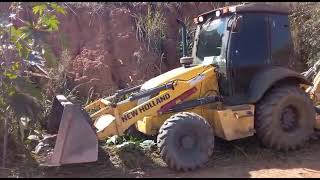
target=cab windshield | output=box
[194,16,229,63]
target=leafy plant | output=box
[105,135,144,146]
[0,2,66,145]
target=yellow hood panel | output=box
[141,64,210,90]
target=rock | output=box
[27,134,40,141]
[32,134,57,155]
[106,135,122,145]
[139,140,157,151]
[42,134,57,147]
[34,142,51,155]
[116,142,139,151]
[26,135,40,150]
[33,129,42,136]
[20,117,31,127]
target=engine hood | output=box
[141,64,211,90]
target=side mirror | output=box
[180,56,193,67]
[176,18,188,57]
[231,15,242,32]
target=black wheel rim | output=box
[280,105,299,132]
[181,135,195,149]
[177,132,200,156]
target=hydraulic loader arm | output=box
[304,59,320,102]
[306,70,320,103]
[302,59,320,130]
[44,65,216,167]
[90,67,215,140]
[93,80,197,140]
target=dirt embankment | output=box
[45,2,223,98]
[0,2,307,98]
[44,2,306,98]
[3,2,303,98]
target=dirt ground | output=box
[2,134,320,178]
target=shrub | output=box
[133,3,166,56]
[290,2,320,67]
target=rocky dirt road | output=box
[3,135,320,178]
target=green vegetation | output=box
[0,2,66,157]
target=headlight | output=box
[215,10,221,17]
[198,16,204,23]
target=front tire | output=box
[157,112,214,171]
[255,84,315,151]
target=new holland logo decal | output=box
[121,93,171,122]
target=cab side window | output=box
[269,14,295,69]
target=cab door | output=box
[225,13,270,105]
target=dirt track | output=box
[4,135,320,178]
[143,137,320,178]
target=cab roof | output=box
[195,3,290,24]
[232,3,290,14]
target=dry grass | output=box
[177,17,196,57]
[289,2,320,67]
[133,4,166,56]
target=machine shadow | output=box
[151,135,320,178]
[39,145,161,178]
[10,134,320,178]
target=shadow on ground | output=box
[35,146,157,178]
[3,134,320,178]
[144,135,320,178]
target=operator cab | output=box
[192,3,296,105]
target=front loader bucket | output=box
[42,95,98,166]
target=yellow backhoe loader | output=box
[42,3,320,171]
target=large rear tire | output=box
[255,84,315,151]
[157,112,214,171]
